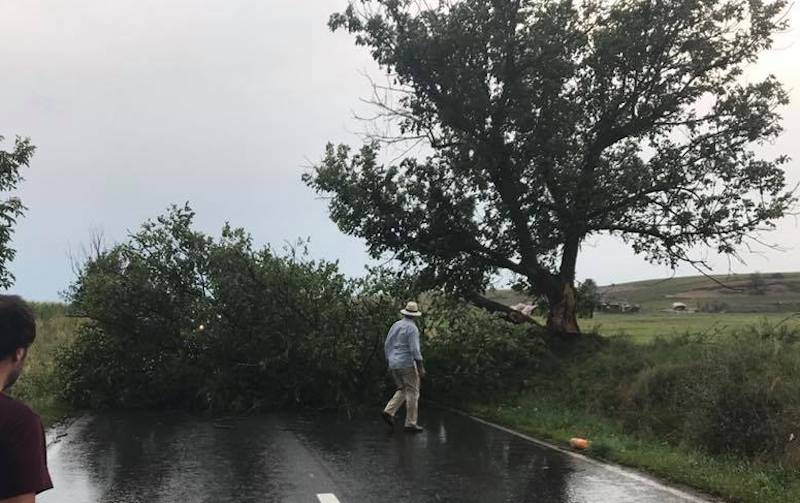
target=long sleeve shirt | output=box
[384,318,423,370]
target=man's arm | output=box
[384,322,398,362]
[411,325,425,378]
[0,494,36,503]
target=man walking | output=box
[382,301,425,433]
[0,295,53,503]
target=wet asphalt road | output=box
[41,407,712,503]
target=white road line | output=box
[439,405,717,503]
[317,494,341,503]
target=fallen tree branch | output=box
[464,292,543,327]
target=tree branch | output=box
[464,292,543,327]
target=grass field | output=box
[583,312,800,343]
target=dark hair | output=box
[0,295,36,360]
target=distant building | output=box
[598,301,641,313]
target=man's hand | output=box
[416,362,426,379]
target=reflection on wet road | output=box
[41,407,712,502]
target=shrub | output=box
[530,323,800,465]
[55,204,548,413]
[56,205,399,412]
[423,295,548,401]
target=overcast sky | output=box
[1,0,799,301]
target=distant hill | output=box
[486,272,800,313]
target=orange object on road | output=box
[569,437,589,450]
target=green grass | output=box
[9,302,82,426]
[471,397,800,503]
[584,312,800,343]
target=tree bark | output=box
[546,281,580,336]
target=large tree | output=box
[305,0,794,335]
[0,135,34,289]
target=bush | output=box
[56,205,399,412]
[423,295,548,401]
[529,323,800,465]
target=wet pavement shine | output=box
[41,407,713,503]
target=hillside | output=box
[487,272,800,313]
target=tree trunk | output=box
[546,281,580,336]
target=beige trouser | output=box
[383,367,420,426]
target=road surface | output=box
[41,407,714,502]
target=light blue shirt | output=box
[384,317,423,370]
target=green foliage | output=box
[308,0,794,332]
[576,278,600,318]
[0,135,34,289]
[423,295,548,401]
[54,204,549,411]
[525,323,800,465]
[57,205,399,411]
[480,322,800,502]
[9,302,81,426]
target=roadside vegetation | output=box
[53,204,403,413]
[10,302,81,426]
[468,321,800,503]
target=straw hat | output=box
[400,301,422,317]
